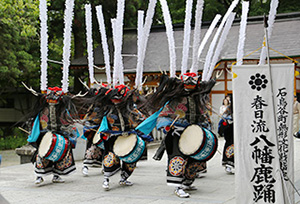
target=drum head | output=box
[38,132,53,157]
[93,131,101,144]
[179,125,204,155]
[113,134,137,157]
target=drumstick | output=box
[207,103,227,121]
[18,127,30,135]
[86,104,94,112]
[170,115,180,128]
[83,104,94,120]
[85,128,97,132]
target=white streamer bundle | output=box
[39,0,48,91]
[159,0,176,77]
[141,0,157,64]
[113,0,125,85]
[206,12,236,81]
[181,0,193,74]
[111,19,118,86]
[258,0,279,65]
[85,4,94,85]
[190,0,204,73]
[236,1,249,66]
[193,14,221,74]
[135,11,145,90]
[117,0,125,85]
[135,0,157,90]
[61,0,75,93]
[202,0,239,81]
[96,5,111,85]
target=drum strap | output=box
[188,96,196,123]
[172,126,185,137]
[49,103,57,131]
[116,107,125,131]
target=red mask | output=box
[181,73,199,90]
[46,87,64,103]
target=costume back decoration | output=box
[22,0,83,177]
[112,0,125,86]
[190,0,204,72]
[135,0,157,90]
[181,0,193,74]
[159,0,176,77]
[85,4,95,86]
[138,0,239,192]
[192,14,221,74]
[202,0,239,81]
[39,0,48,91]
[96,5,111,85]
[61,0,75,93]
[236,1,249,66]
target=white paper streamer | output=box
[192,14,221,74]
[113,0,125,85]
[117,0,125,85]
[190,0,204,73]
[159,0,176,77]
[111,19,118,86]
[39,0,48,91]
[61,0,75,93]
[258,0,279,65]
[135,0,157,90]
[96,5,111,85]
[205,12,236,81]
[202,0,239,81]
[181,0,193,74]
[85,4,94,85]
[236,1,249,66]
[141,0,157,66]
[135,11,144,90]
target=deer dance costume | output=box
[146,73,217,197]
[92,85,150,190]
[26,87,79,184]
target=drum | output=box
[178,125,217,161]
[92,131,105,150]
[113,134,145,163]
[38,132,69,162]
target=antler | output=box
[141,76,148,86]
[78,78,90,90]
[158,66,163,74]
[175,75,181,80]
[93,78,101,86]
[72,91,88,99]
[216,70,223,79]
[21,82,38,96]
[145,89,153,97]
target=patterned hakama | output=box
[34,149,76,176]
[102,137,136,180]
[83,141,103,167]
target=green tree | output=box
[0,0,40,90]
